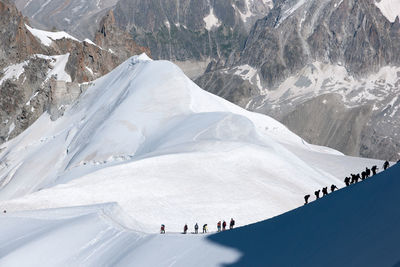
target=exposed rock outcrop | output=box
[105,0,272,78]
[0,0,41,68]
[94,10,151,62]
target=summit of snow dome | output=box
[131,53,153,63]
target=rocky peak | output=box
[0,0,42,68]
[94,10,151,62]
[239,0,400,88]
[196,0,400,161]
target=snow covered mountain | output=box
[0,0,148,147]
[12,0,400,161]
[0,54,383,236]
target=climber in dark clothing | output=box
[365,167,371,178]
[344,177,350,186]
[351,174,356,184]
[183,224,188,234]
[371,165,378,175]
[194,223,199,234]
[304,194,311,205]
[361,171,366,180]
[383,161,390,170]
[230,218,235,230]
[222,221,227,231]
[315,190,321,199]
[203,224,208,233]
[351,174,360,184]
[160,224,165,234]
[322,187,328,196]
[331,184,338,192]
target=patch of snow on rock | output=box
[276,0,307,27]
[35,54,72,82]
[375,0,400,22]
[204,8,221,31]
[0,61,28,86]
[26,24,80,47]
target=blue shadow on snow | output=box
[208,163,400,267]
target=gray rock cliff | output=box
[197,0,400,160]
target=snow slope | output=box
[0,160,397,266]
[0,203,240,267]
[0,54,383,233]
[375,0,400,22]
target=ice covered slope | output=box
[0,164,398,266]
[209,162,400,266]
[0,54,383,233]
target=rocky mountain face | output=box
[239,0,400,87]
[197,0,400,161]
[0,0,40,69]
[12,0,118,40]
[112,0,272,60]
[108,0,272,78]
[13,0,273,78]
[0,0,148,145]
[94,10,151,61]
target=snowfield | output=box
[0,54,387,265]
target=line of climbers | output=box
[304,184,338,204]
[160,218,235,234]
[344,161,390,186]
[161,161,399,234]
[304,160,394,205]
